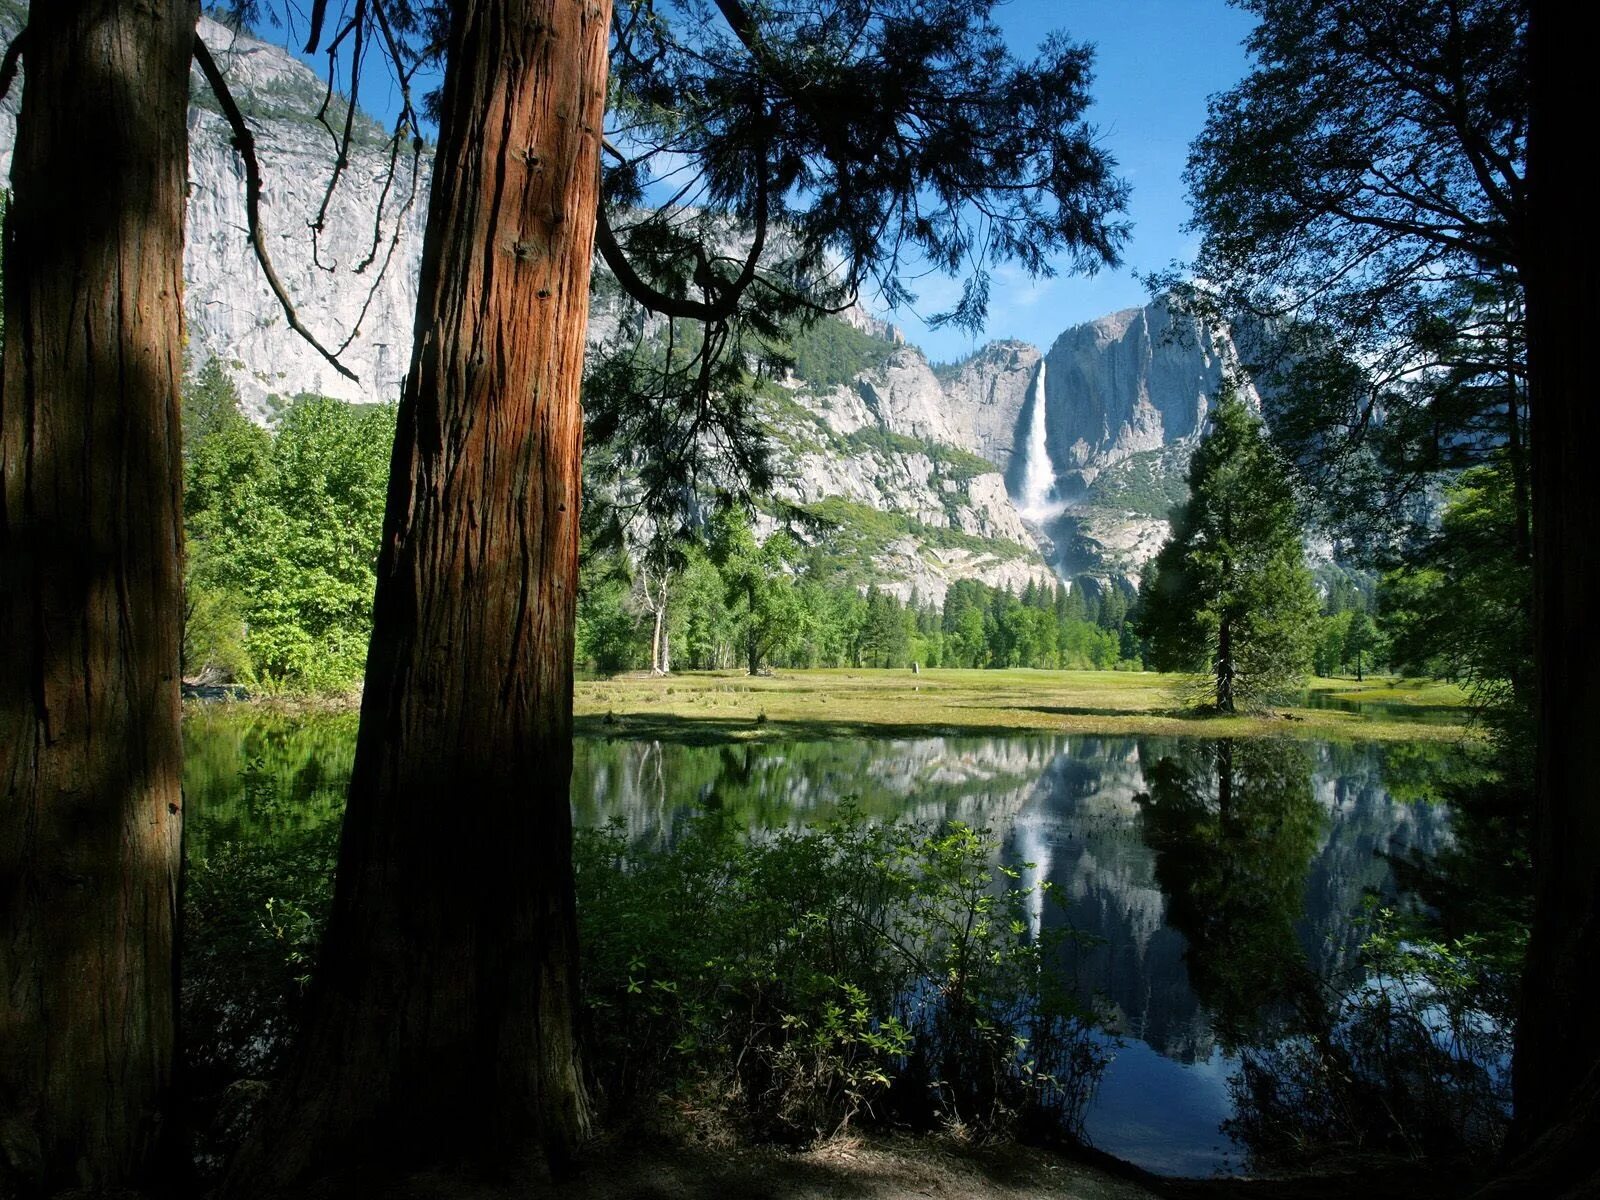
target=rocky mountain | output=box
[1,12,1256,599]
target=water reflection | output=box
[1136,740,1321,1044]
[184,718,1460,1176]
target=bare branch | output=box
[304,0,332,53]
[192,33,358,382]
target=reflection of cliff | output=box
[1297,743,1454,983]
[1006,737,1218,1064]
[1001,737,1453,1067]
[571,733,1455,1072]
[570,735,1062,846]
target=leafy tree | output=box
[199,397,394,690]
[1341,610,1381,682]
[860,587,912,668]
[712,508,803,675]
[675,544,740,669]
[182,362,271,681]
[576,549,644,675]
[1140,389,1318,711]
[1311,611,1353,679]
[1378,462,1531,719]
[1178,0,1528,555]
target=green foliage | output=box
[182,362,273,682]
[1082,446,1191,518]
[1139,389,1319,710]
[712,508,806,674]
[576,812,1107,1142]
[858,587,913,668]
[1378,462,1531,721]
[1311,611,1352,679]
[785,317,897,389]
[576,548,645,675]
[183,363,395,691]
[1341,611,1381,680]
[675,543,745,669]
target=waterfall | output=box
[1014,809,1053,943]
[1017,360,1058,519]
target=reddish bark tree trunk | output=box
[228,0,610,1190]
[1508,0,1600,1161]
[0,1,194,1193]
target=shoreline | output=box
[186,668,1477,744]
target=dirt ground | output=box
[264,1127,1471,1200]
[382,1132,1166,1200]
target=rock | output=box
[0,10,1260,592]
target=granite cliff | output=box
[0,12,1258,598]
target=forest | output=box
[1,1,1594,1199]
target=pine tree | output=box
[1139,388,1318,711]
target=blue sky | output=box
[896,1,1259,361]
[283,1,1257,362]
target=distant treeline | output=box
[181,359,1384,689]
[579,524,1145,675]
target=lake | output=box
[184,712,1464,1177]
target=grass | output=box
[575,668,1476,745]
[1307,677,1470,706]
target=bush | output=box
[576,812,1108,1143]
[1224,902,1513,1172]
[179,804,1108,1166]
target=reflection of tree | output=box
[1136,740,1322,1044]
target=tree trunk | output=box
[647,570,670,674]
[1215,614,1235,713]
[1509,0,1600,1155]
[0,2,193,1193]
[227,0,610,1190]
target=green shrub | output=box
[1224,901,1514,1171]
[576,812,1108,1143]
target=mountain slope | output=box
[1,12,1258,596]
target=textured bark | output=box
[1510,0,1600,1152]
[227,0,610,1190]
[0,0,193,1193]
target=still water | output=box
[184,714,1460,1176]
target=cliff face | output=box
[0,12,1254,594]
[1,15,432,415]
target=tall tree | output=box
[226,0,609,1189]
[228,0,1128,1187]
[712,507,802,676]
[1139,389,1319,712]
[0,0,197,1192]
[1179,0,1600,1164]
[1500,0,1600,1172]
[1178,0,1528,557]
